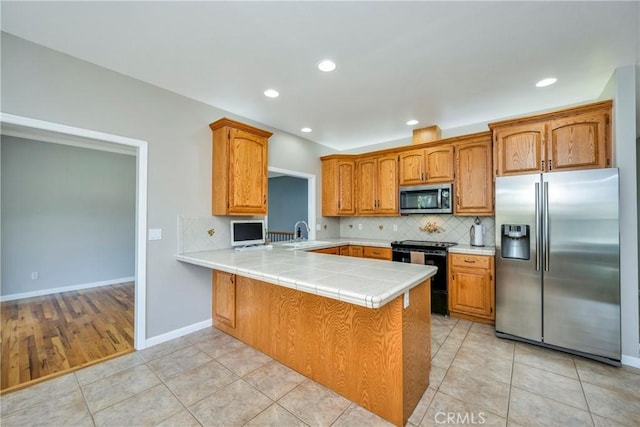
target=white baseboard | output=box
[142,318,213,350]
[622,354,640,369]
[0,277,135,302]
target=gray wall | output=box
[1,136,136,296]
[0,32,339,338]
[268,176,308,238]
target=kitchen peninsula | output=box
[177,242,436,426]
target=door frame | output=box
[1,113,148,349]
[267,166,316,240]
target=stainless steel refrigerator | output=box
[495,168,620,363]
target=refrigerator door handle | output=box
[535,182,541,271]
[544,181,550,271]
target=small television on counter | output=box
[230,220,266,247]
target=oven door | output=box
[425,252,448,315]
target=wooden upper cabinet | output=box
[547,111,609,171]
[493,123,545,176]
[398,149,425,186]
[490,100,612,177]
[356,154,398,216]
[210,118,272,215]
[376,155,399,214]
[322,157,356,216]
[399,145,454,186]
[454,133,494,216]
[425,145,455,183]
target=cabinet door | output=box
[455,139,494,215]
[494,123,545,176]
[398,149,425,186]
[228,129,268,214]
[356,157,378,215]
[547,111,610,172]
[213,271,236,328]
[376,155,399,215]
[449,267,493,318]
[425,145,454,183]
[363,246,392,260]
[312,246,340,255]
[337,161,356,214]
[350,246,364,257]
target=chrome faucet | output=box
[293,220,310,241]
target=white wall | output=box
[1,136,135,297]
[601,66,640,364]
[0,33,338,339]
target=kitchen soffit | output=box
[1,1,638,151]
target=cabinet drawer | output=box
[363,247,392,260]
[450,254,490,269]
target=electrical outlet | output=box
[393,224,398,232]
[31,272,39,280]
[358,224,363,230]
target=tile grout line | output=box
[573,357,597,427]
[505,339,516,425]
[73,372,97,427]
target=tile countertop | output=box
[448,244,496,256]
[176,244,436,309]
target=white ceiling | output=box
[1,1,638,151]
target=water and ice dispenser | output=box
[501,224,530,260]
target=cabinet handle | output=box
[451,274,455,281]
[425,172,429,180]
[464,259,476,263]
[421,172,425,181]
[263,195,266,204]
[338,200,341,209]
[541,160,544,171]
[230,274,235,284]
[548,160,552,171]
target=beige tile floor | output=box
[1,315,639,426]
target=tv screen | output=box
[230,220,265,247]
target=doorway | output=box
[0,113,147,392]
[267,167,316,242]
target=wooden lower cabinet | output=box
[447,254,495,324]
[314,245,390,260]
[213,270,236,328]
[349,245,364,257]
[212,273,431,426]
[311,246,341,255]
[363,246,392,260]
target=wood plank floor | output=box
[0,282,134,393]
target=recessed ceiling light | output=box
[536,78,557,88]
[264,89,279,98]
[317,59,336,72]
[301,127,312,133]
[406,120,419,126]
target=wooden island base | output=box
[212,271,431,426]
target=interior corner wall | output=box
[1,135,135,297]
[609,65,640,361]
[0,32,334,338]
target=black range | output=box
[391,240,458,315]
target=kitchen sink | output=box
[281,240,330,248]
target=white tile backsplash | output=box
[339,215,495,246]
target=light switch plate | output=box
[358,224,363,230]
[393,224,398,231]
[149,228,162,240]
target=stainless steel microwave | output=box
[399,183,452,214]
